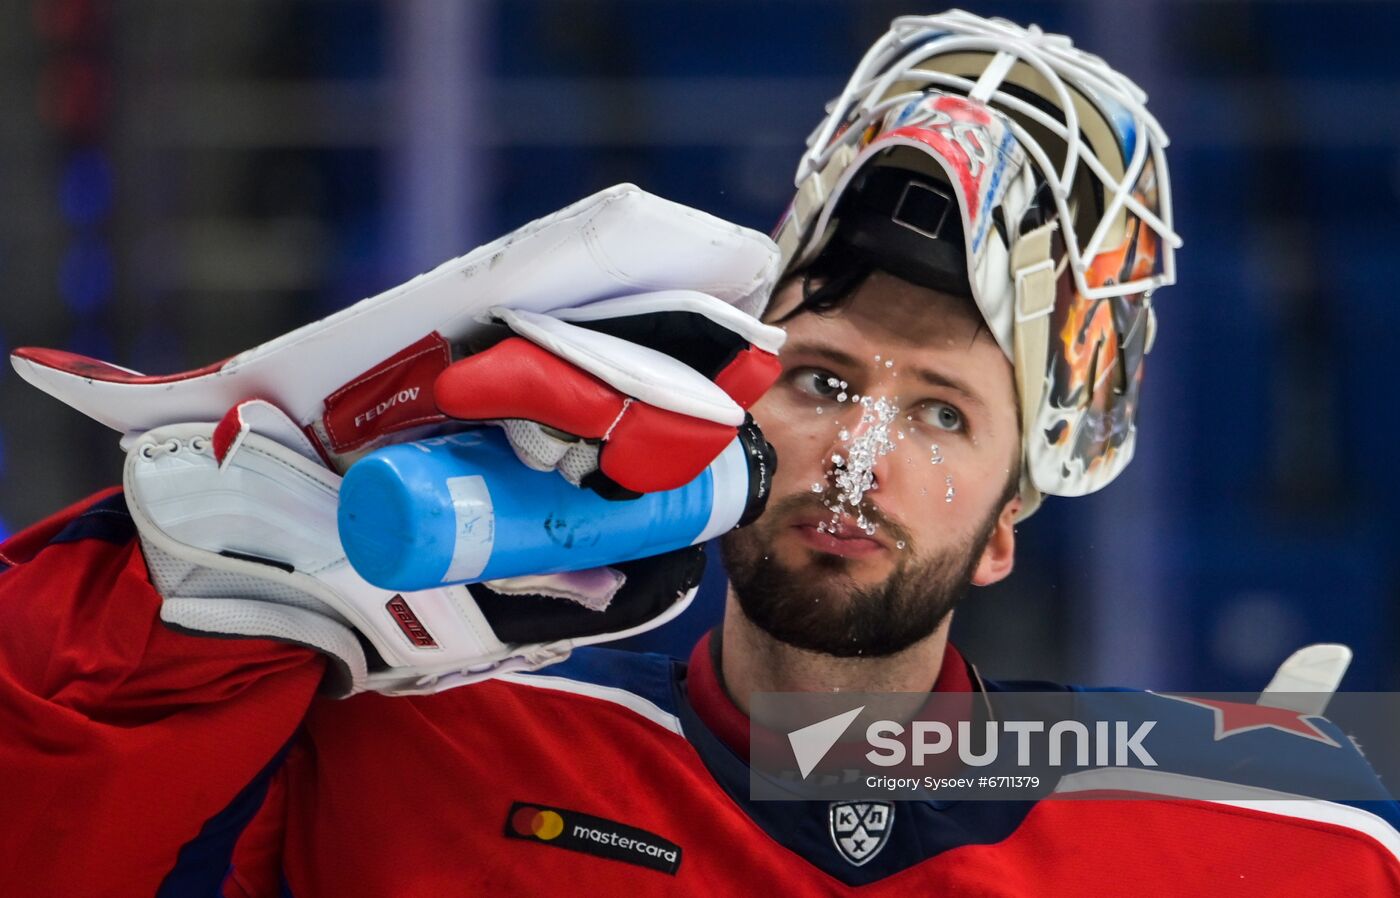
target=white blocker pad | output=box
[11,184,780,442]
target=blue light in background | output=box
[59,149,112,227]
[58,238,113,314]
[67,323,115,361]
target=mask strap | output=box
[1011,218,1058,518]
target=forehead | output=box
[768,270,999,360]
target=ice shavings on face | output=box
[825,393,901,536]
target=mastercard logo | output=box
[511,805,565,841]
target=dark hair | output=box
[771,240,874,324]
[771,242,993,352]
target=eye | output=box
[791,367,843,400]
[915,400,965,433]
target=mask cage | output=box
[793,12,1180,303]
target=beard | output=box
[720,492,1004,658]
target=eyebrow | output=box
[784,341,987,409]
[907,365,987,410]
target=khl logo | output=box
[829,801,894,866]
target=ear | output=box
[971,495,1020,586]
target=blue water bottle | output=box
[338,423,772,592]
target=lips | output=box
[791,513,888,559]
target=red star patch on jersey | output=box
[1156,694,1342,748]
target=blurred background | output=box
[0,0,1395,691]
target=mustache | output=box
[766,490,915,547]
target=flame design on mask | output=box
[1035,156,1163,488]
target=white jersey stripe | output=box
[497,671,684,736]
[1055,768,1400,859]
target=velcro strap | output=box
[1011,221,1057,447]
[1010,220,1058,518]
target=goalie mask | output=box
[773,11,1181,519]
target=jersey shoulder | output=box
[494,646,686,736]
[0,487,134,572]
[996,676,1400,845]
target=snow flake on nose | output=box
[826,393,900,535]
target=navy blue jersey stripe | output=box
[50,491,134,547]
[1328,799,1400,832]
[156,732,298,898]
[527,646,681,719]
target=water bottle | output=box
[338,423,773,591]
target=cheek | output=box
[879,439,958,522]
[933,447,1018,529]
[748,390,838,493]
[877,433,1012,531]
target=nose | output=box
[821,396,898,498]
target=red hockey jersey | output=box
[3,491,1398,896]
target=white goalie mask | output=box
[773,11,1181,519]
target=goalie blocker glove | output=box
[125,398,772,697]
[12,185,784,696]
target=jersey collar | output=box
[684,628,976,762]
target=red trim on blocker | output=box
[434,337,626,438]
[211,406,245,465]
[599,403,735,494]
[435,336,740,492]
[321,333,453,453]
[714,347,781,409]
[11,346,230,383]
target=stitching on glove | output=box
[446,586,504,655]
[227,442,339,497]
[601,397,632,442]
